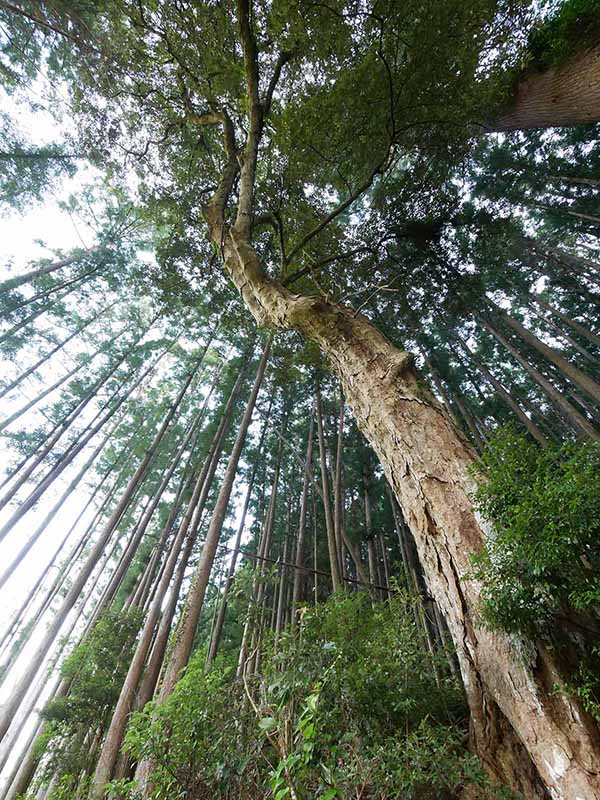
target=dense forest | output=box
[0,1,599,798]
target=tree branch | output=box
[284,161,387,266]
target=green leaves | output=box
[259,716,277,732]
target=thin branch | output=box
[284,161,387,266]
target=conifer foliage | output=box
[0,1,599,799]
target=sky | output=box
[0,85,262,789]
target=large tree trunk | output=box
[211,222,600,798]
[492,44,600,131]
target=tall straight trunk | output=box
[362,460,380,599]
[333,389,346,580]
[0,301,115,399]
[0,248,100,294]
[455,332,548,447]
[4,717,46,800]
[378,532,392,600]
[533,296,600,349]
[236,414,284,679]
[0,321,161,515]
[491,43,600,131]
[0,451,129,670]
[0,415,120,590]
[540,244,600,280]
[548,175,600,189]
[92,361,247,796]
[451,390,486,453]
[483,318,600,441]
[0,339,169,539]
[2,263,103,316]
[0,363,197,744]
[275,508,291,636]
[206,403,272,667]
[529,302,600,366]
[291,412,314,612]
[494,304,600,404]
[315,381,341,592]
[87,330,219,614]
[0,335,113,433]
[215,222,600,797]
[0,281,89,345]
[157,339,269,700]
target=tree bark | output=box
[198,15,600,791]
[491,43,600,131]
[315,381,341,592]
[210,231,600,798]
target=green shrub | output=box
[123,593,510,799]
[472,427,600,722]
[472,427,600,633]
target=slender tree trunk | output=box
[483,317,600,441]
[333,389,346,580]
[291,412,314,613]
[455,332,549,447]
[3,717,46,800]
[530,302,600,366]
[0,281,90,345]
[0,301,115,399]
[0,337,110,433]
[491,43,600,131]
[548,175,600,189]
[0,322,161,514]
[0,339,169,538]
[0,415,120,590]
[0,248,101,293]
[275,509,291,636]
[206,403,272,667]
[157,339,269,700]
[0,363,197,744]
[315,381,341,592]
[2,264,103,316]
[494,304,600,404]
[533,296,600,349]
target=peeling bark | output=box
[204,219,600,798]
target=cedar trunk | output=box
[492,44,600,131]
[212,223,600,799]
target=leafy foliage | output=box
[122,593,510,800]
[39,608,143,785]
[472,427,600,632]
